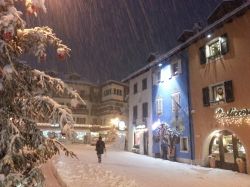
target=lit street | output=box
[49,144,250,187]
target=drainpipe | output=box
[186,53,195,162]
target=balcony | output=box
[71,108,89,115]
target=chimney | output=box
[192,22,203,33]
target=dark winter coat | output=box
[96,140,105,154]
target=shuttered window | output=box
[221,34,229,55]
[200,33,229,64]
[224,80,234,102]
[202,80,234,106]
[202,87,210,106]
[199,46,206,64]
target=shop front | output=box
[203,107,250,173]
[209,130,246,173]
[132,125,148,155]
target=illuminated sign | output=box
[215,107,250,126]
[136,125,146,129]
[215,107,250,118]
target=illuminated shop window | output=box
[237,140,246,158]
[211,136,220,161]
[209,131,246,167]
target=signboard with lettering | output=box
[215,107,250,126]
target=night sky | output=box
[23,0,222,83]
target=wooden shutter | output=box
[202,87,210,106]
[199,46,206,65]
[221,34,229,55]
[224,80,234,103]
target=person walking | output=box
[95,136,106,163]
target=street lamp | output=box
[110,117,120,127]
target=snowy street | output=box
[52,144,250,187]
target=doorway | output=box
[209,130,246,172]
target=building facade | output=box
[151,51,193,163]
[40,75,128,146]
[123,69,153,156]
[187,2,250,173]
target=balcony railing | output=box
[71,108,89,115]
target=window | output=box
[76,117,86,124]
[172,92,180,112]
[142,78,147,90]
[133,105,138,123]
[200,34,229,64]
[119,90,122,96]
[202,80,234,107]
[142,102,148,118]
[208,40,221,59]
[156,97,163,115]
[180,137,189,152]
[92,118,98,124]
[133,83,138,94]
[171,59,182,76]
[212,84,225,102]
[80,90,86,97]
[103,89,112,96]
[153,70,161,85]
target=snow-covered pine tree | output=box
[0,0,84,186]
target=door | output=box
[209,130,246,172]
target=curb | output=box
[50,158,68,187]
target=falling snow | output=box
[21,0,222,83]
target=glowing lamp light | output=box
[207,34,212,38]
[215,132,221,137]
[158,63,162,67]
[152,120,161,130]
[111,117,120,127]
[118,121,126,131]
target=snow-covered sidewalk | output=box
[53,144,250,187]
